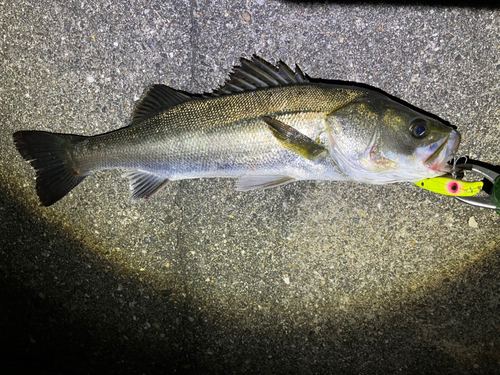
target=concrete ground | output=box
[1,1,500,374]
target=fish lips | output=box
[422,130,461,173]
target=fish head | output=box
[325,93,461,183]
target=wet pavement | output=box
[1,1,500,374]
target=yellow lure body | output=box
[414,177,483,197]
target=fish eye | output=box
[409,118,428,138]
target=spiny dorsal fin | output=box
[131,84,193,125]
[211,56,309,96]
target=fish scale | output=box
[71,84,361,182]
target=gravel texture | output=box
[1,1,500,374]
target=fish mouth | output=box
[424,130,461,173]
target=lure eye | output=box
[409,119,428,138]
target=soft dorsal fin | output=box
[211,55,309,96]
[131,84,193,125]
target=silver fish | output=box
[13,56,460,206]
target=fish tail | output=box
[13,130,88,206]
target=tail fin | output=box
[13,131,88,206]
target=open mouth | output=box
[424,130,461,173]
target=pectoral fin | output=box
[263,116,326,161]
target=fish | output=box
[13,56,461,206]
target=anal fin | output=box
[122,170,171,201]
[236,175,296,191]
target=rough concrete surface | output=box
[1,1,500,374]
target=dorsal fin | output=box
[131,84,193,125]
[211,56,309,96]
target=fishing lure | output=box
[414,176,483,197]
